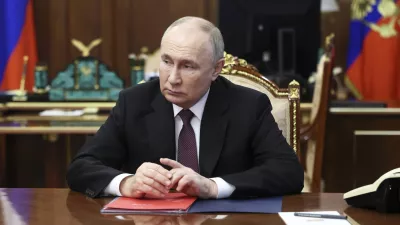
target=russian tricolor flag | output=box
[0,0,37,92]
[346,1,400,101]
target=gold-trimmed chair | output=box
[220,53,301,157]
[300,34,335,192]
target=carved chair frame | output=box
[220,52,301,156]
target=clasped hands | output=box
[120,158,218,199]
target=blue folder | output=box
[188,196,282,213]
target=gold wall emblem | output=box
[71,38,102,57]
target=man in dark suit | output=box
[66,16,303,199]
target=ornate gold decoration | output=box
[288,80,300,100]
[71,38,102,57]
[288,80,300,153]
[292,101,298,153]
[221,52,257,74]
[325,33,335,48]
[351,0,376,20]
[35,65,47,71]
[221,52,239,74]
[80,65,92,76]
[221,52,287,97]
[324,33,335,63]
[221,54,294,97]
[352,0,400,38]
[74,60,99,90]
[229,72,286,97]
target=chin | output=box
[164,94,185,106]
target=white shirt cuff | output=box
[103,173,133,196]
[210,177,236,199]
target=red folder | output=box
[101,192,197,214]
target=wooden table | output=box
[0,189,399,225]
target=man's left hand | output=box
[160,158,218,199]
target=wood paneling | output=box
[323,112,400,193]
[33,0,350,82]
[354,134,400,188]
[114,0,131,85]
[99,0,114,69]
[33,0,218,87]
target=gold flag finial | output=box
[19,55,29,92]
[8,55,29,100]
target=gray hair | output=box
[162,16,224,63]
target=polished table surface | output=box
[0,189,399,225]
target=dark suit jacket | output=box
[66,76,304,198]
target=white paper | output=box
[279,211,351,225]
[39,109,84,117]
[321,0,339,13]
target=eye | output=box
[184,64,193,69]
[163,59,170,64]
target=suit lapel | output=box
[146,93,176,163]
[199,78,229,177]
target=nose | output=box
[167,66,181,85]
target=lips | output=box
[166,89,183,95]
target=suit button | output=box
[85,188,94,196]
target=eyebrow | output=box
[181,59,196,65]
[161,54,197,65]
[161,54,172,59]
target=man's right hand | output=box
[119,163,172,198]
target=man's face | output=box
[159,26,221,109]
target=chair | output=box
[219,52,301,156]
[300,34,335,192]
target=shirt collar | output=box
[172,88,210,120]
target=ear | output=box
[211,58,225,81]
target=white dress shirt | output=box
[104,89,236,198]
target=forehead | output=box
[160,26,212,61]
